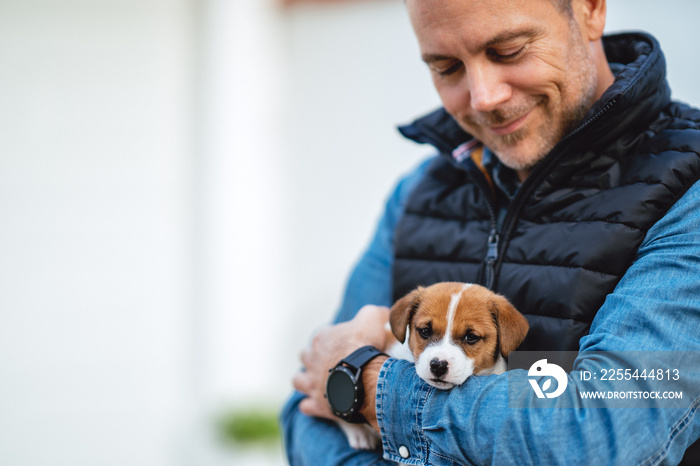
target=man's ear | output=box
[573,0,607,41]
[389,287,422,343]
[491,295,529,357]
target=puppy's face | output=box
[390,282,529,389]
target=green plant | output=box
[218,407,281,446]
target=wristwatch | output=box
[326,345,387,423]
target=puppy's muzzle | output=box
[430,358,449,378]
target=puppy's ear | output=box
[492,295,529,357]
[389,287,422,343]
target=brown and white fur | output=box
[340,282,529,449]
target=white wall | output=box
[1,0,699,465]
[0,0,197,464]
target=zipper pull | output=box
[487,230,499,261]
[484,229,499,290]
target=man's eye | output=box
[432,61,462,77]
[418,326,433,339]
[490,45,527,62]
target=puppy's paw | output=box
[338,421,381,450]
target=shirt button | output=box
[399,445,410,458]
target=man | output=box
[284,0,700,464]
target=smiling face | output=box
[406,0,611,178]
[390,282,529,389]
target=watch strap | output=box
[340,345,387,371]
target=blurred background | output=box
[1,0,699,465]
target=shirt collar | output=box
[452,141,521,201]
[482,146,520,200]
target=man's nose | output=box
[467,64,511,113]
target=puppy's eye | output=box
[418,326,433,339]
[464,333,481,345]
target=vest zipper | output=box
[458,157,500,290]
[484,228,500,290]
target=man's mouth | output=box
[488,110,531,136]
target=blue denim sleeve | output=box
[280,157,434,466]
[376,180,700,465]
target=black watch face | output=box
[327,368,356,414]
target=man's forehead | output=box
[406,0,560,53]
[406,0,561,27]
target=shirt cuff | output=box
[375,358,433,465]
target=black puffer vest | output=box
[393,33,700,352]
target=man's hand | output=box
[292,305,390,429]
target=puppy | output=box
[340,282,529,449]
[388,282,529,389]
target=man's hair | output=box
[550,0,574,17]
[403,0,575,19]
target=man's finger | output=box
[309,323,331,345]
[292,371,313,395]
[299,346,313,369]
[356,304,390,323]
[299,396,333,420]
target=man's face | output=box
[407,0,600,174]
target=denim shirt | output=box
[281,157,700,465]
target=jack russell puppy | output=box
[339,282,530,449]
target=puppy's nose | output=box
[430,358,448,378]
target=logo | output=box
[528,359,568,398]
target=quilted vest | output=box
[393,32,700,352]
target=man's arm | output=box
[373,180,700,465]
[281,158,433,466]
[296,180,700,465]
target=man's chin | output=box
[488,142,547,174]
[460,119,553,172]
